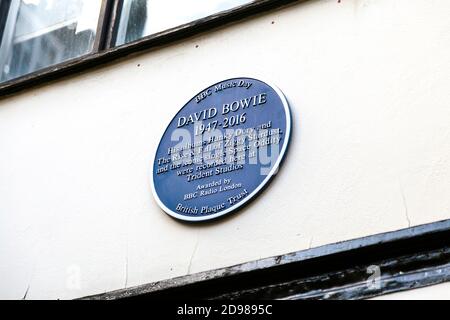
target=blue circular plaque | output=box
[151,77,291,222]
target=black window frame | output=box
[0,0,113,85]
[0,0,304,97]
[0,1,11,43]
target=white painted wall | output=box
[0,0,449,299]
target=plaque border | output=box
[150,77,292,222]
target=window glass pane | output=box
[0,0,103,82]
[115,0,253,46]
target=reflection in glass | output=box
[115,0,253,46]
[0,0,102,82]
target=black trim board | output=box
[82,219,450,300]
[0,0,308,98]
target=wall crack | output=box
[22,284,30,300]
[399,179,411,228]
[187,235,200,275]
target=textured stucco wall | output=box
[0,0,449,299]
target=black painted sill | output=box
[82,218,450,300]
[0,0,305,98]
